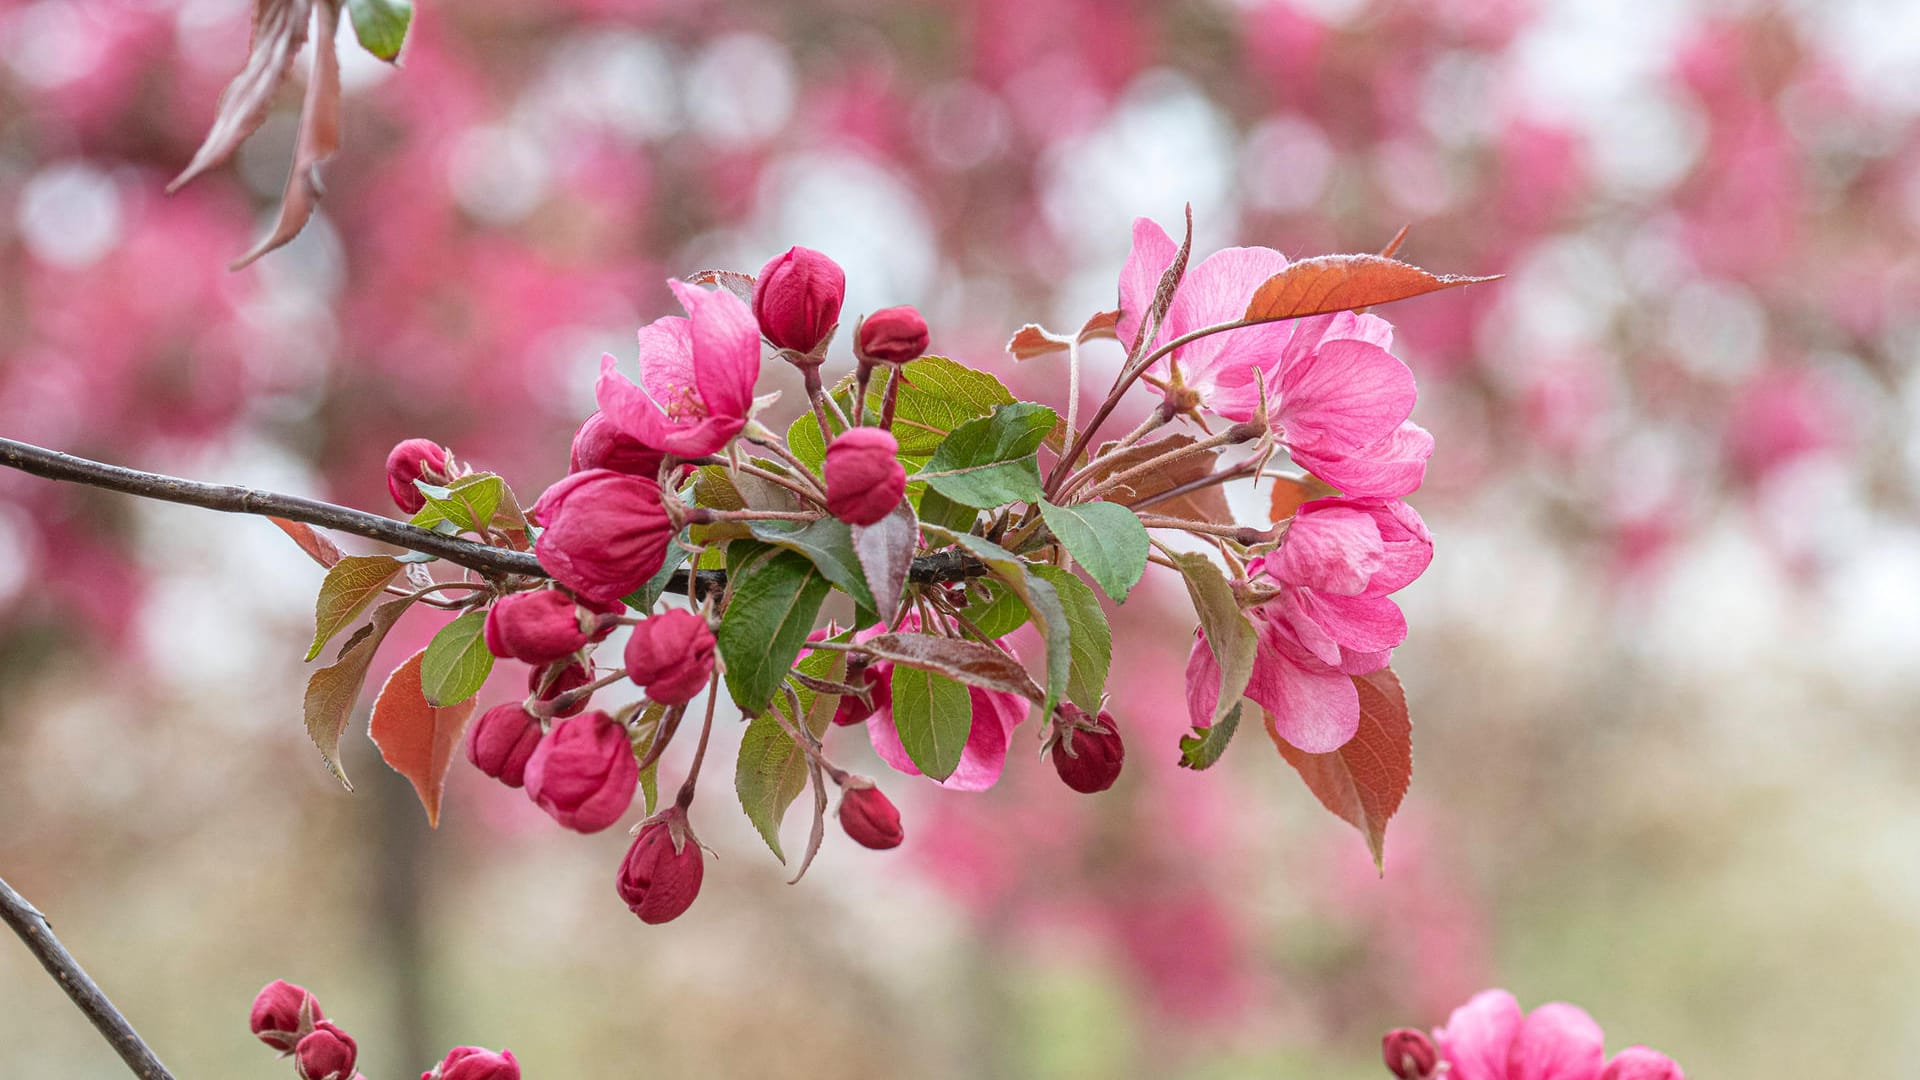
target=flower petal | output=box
[1241,619,1359,752]
[1436,989,1525,1080]
[1289,420,1434,499]
[1278,337,1416,454]
[1115,216,1179,348]
[669,278,760,421]
[1272,504,1386,595]
[1509,1003,1606,1080]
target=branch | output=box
[0,438,987,591]
[0,875,176,1080]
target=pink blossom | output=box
[1115,216,1430,496]
[1186,498,1430,752]
[1431,989,1684,1080]
[596,279,761,458]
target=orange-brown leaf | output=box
[1007,324,1072,361]
[270,517,343,567]
[1243,254,1498,323]
[1267,473,1339,524]
[230,0,343,269]
[1269,668,1411,871]
[1097,435,1231,523]
[368,648,480,828]
[1077,309,1120,343]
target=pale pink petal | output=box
[1184,629,1224,730]
[1241,620,1358,752]
[1277,337,1416,454]
[632,314,698,419]
[595,352,676,450]
[1272,504,1385,595]
[668,278,760,420]
[1161,246,1293,420]
[1436,989,1525,1080]
[1282,311,1396,367]
[1600,1047,1684,1080]
[1287,590,1408,655]
[1509,1003,1606,1080]
[940,687,1027,791]
[1337,646,1392,675]
[1115,216,1178,348]
[1365,498,1434,595]
[1290,420,1434,499]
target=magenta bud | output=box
[1382,1028,1439,1079]
[467,704,542,788]
[529,658,595,718]
[424,1046,522,1080]
[570,410,666,477]
[249,979,324,1051]
[386,439,451,514]
[617,808,705,924]
[1602,1047,1686,1080]
[838,782,903,850]
[1051,710,1124,794]
[832,664,889,727]
[294,1021,357,1080]
[752,246,845,354]
[483,590,591,665]
[624,608,715,705]
[856,305,929,365]
[524,711,638,833]
[530,469,674,604]
[824,427,907,527]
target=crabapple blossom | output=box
[466,705,542,788]
[482,589,592,665]
[823,427,907,526]
[427,1047,522,1080]
[752,246,845,355]
[838,782,904,849]
[597,280,761,457]
[569,410,665,477]
[1050,708,1126,794]
[624,609,715,705]
[293,1021,357,1080]
[384,439,451,514]
[530,469,674,604]
[529,659,594,718]
[523,712,638,833]
[249,979,323,1051]
[856,305,930,365]
[617,808,705,924]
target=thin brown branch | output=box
[0,875,176,1080]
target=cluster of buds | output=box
[248,981,520,1079]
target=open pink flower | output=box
[596,279,761,458]
[1116,216,1431,497]
[1432,989,1684,1080]
[844,615,1029,791]
[1185,497,1429,752]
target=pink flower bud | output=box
[524,711,638,832]
[1051,710,1125,794]
[294,1021,357,1080]
[752,246,845,354]
[856,305,929,365]
[824,427,907,526]
[570,410,665,477]
[386,439,451,514]
[838,782,903,850]
[249,979,323,1051]
[483,590,591,665]
[466,704,542,788]
[1602,1047,1685,1080]
[617,808,704,924]
[832,664,889,726]
[624,608,715,705]
[425,1046,521,1080]
[531,469,674,604]
[1382,1028,1439,1079]
[529,658,594,718]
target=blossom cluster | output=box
[1383,989,1683,1080]
[247,979,518,1080]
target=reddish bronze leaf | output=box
[1269,668,1411,871]
[230,0,343,268]
[169,0,314,193]
[1267,473,1339,524]
[1006,324,1073,362]
[1078,309,1120,343]
[269,517,343,567]
[368,648,480,828]
[687,268,756,304]
[1243,254,1498,324]
[859,633,1043,703]
[1097,435,1231,523]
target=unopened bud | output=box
[249,979,324,1051]
[856,305,929,365]
[386,439,451,514]
[1602,1047,1685,1080]
[294,1021,357,1080]
[624,609,715,705]
[466,704,542,788]
[616,807,704,924]
[1051,709,1125,794]
[838,781,904,850]
[1381,1028,1439,1079]
[753,246,845,355]
[824,427,907,527]
[424,1046,522,1080]
[483,590,592,665]
[524,711,638,833]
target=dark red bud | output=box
[294,1021,357,1080]
[466,704,543,788]
[425,1046,522,1080]
[753,246,845,354]
[832,664,889,727]
[249,979,324,1051]
[483,590,591,665]
[529,658,595,718]
[1051,710,1124,794]
[838,783,903,849]
[616,809,704,924]
[386,439,451,514]
[856,305,929,365]
[624,608,715,705]
[1382,1028,1439,1079]
[823,427,907,527]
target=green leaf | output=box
[1038,500,1150,602]
[347,0,412,61]
[964,580,1030,640]
[889,664,972,781]
[410,473,505,534]
[630,702,669,815]
[748,517,875,611]
[925,528,1070,718]
[1028,565,1111,714]
[303,596,415,788]
[307,555,404,661]
[419,610,495,707]
[915,485,980,533]
[735,708,811,862]
[914,402,1056,507]
[717,548,831,711]
[1167,551,1257,727]
[788,355,1017,473]
[1178,700,1242,770]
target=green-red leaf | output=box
[308,555,404,661]
[302,595,414,788]
[915,402,1056,508]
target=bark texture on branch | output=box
[0,875,177,1080]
